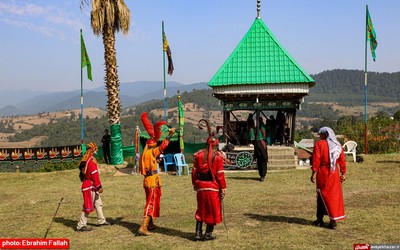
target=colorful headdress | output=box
[82,142,98,162]
[141,112,167,146]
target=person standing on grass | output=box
[247,118,268,182]
[77,142,111,232]
[192,119,227,241]
[137,112,175,236]
[101,129,111,164]
[310,127,347,229]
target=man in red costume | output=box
[192,119,227,241]
[76,142,111,232]
[311,127,347,229]
[138,112,175,236]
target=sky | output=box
[0,0,399,92]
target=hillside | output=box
[309,69,400,104]
[0,81,209,116]
[1,69,398,117]
[0,69,399,147]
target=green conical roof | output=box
[208,18,315,87]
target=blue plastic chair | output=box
[163,154,176,172]
[174,153,190,176]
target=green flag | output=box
[178,98,184,153]
[367,8,378,61]
[80,29,92,81]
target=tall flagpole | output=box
[80,29,85,144]
[364,5,368,155]
[162,21,167,122]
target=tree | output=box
[393,109,400,121]
[81,0,131,164]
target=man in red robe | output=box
[76,142,111,231]
[311,127,347,229]
[192,119,227,241]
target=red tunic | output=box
[312,140,347,221]
[192,150,227,225]
[81,156,102,213]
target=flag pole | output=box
[363,5,368,155]
[178,91,183,153]
[162,21,167,122]
[80,29,85,144]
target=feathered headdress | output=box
[141,112,167,146]
[198,119,219,146]
[198,119,219,168]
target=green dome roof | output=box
[209,18,315,87]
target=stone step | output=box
[268,159,297,165]
[268,165,297,171]
[269,154,296,160]
[224,145,299,170]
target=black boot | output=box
[328,220,337,230]
[194,221,203,241]
[313,218,324,227]
[203,225,216,241]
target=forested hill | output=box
[134,69,400,116]
[309,69,400,104]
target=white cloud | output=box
[0,1,83,39]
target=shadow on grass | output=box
[54,216,193,238]
[150,226,193,240]
[53,216,139,233]
[112,217,140,234]
[227,176,260,181]
[244,213,312,226]
[53,217,77,230]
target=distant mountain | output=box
[0,105,22,117]
[309,69,400,104]
[0,89,48,108]
[15,90,81,114]
[1,69,398,117]
[0,81,209,116]
[127,82,208,107]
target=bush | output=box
[39,162,78,172]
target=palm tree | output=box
[81,0,130,164]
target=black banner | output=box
[0,145,82,164]
[223,100,295,110]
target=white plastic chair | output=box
[174,153,189,176]
[343,141,357,162]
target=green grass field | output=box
[0,154,399,250]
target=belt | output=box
[145,170,158,176]
[198,173,213,181]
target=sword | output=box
[221,197,228,231]
[44,197,64,238]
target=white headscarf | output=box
[318,127,342,173]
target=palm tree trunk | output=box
[103,24,120,125]
[103,23,123,164]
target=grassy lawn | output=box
[0,154,399,250]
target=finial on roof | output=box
[257,0,261,19]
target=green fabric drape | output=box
[110,124,124,164]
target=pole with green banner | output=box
[80,29,92,146]
[178,91,184,153]
[364,5,378,154]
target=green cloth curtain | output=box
[110,124,124,164]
